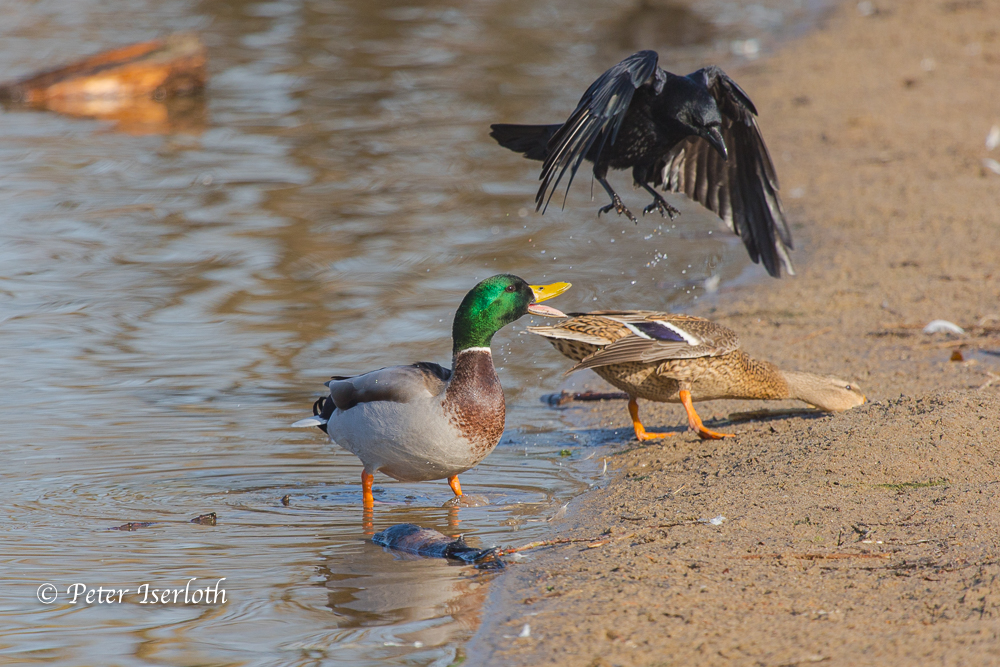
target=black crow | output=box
[490,50,794,277]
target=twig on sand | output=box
[499,537,599,555]
[727,407,824,423]
[499,533,636,556]
[978,371,1000,390]
[921,336,1000,350]
[741,552,891,561]
[788,326,833,345]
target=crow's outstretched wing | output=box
[537,50,660,213]
[659,66,794,277]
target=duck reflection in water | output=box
[361,503,472,535]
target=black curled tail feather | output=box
[312,396,333,434]
[489,123,560,161]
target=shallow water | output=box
[0,0,831,664]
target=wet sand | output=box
[468,0,1000,664]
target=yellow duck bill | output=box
[528,282,571,317]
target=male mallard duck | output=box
[528,311,864,441]
[293,274,570,508]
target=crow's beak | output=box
[704,126,728,161]
[527,281,571,317]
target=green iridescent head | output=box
[451,274,570,354]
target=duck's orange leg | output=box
[448,475,463,497]
[628,397,675,441]
[362,470,374,509]
[679,389,734,439]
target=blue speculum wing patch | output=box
[631,321,687,342]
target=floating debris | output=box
[371,524,504,569]
[0,33,205,104]
[923,320,966,335]
[190,512,217,526]
[108,512,217,530]
[109,521,157,532]
[281,494,291,506]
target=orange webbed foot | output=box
[679,390,735,440]
[628,397,677,442]
[636,429,676,441]
[694,425,735,440]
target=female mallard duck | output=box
[529,311,864,441]
[293,274,570,508]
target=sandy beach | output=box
[468,0,1000,663]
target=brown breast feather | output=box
[443,350,506,459]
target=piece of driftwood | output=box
[109,521,157,532]
[0,33,206,104]
[107,512,217,531]
[0,33,207,133]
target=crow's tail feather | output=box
[489,123,560,161]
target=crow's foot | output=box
[598,194,638,224]
[643,195,680,220]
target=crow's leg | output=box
[639,182,680,219]
[596,177,638,224]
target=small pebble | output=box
[923,320,965,335]
[986,125,1000,151]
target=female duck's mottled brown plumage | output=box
[528,311,865,440]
